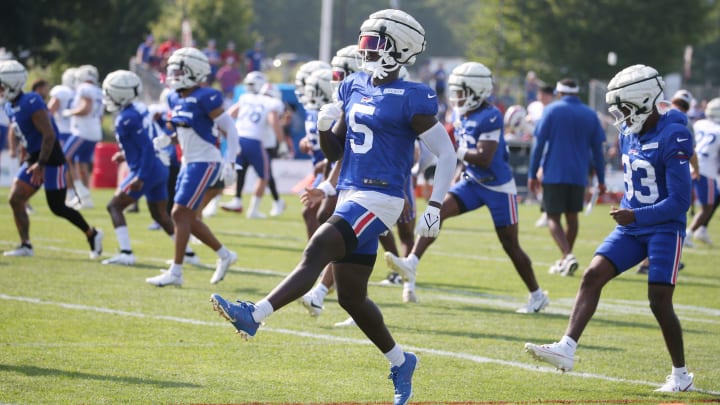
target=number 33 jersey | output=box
[618,109,694,235]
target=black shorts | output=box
[542,183,585,215]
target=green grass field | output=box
[1,188,719,404]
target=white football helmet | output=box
[102,69,142,112]
[606,64,664,134]
[75,64,99,85]
[259,82,281,99]
[357,9,426,80]
[706,97,720,123]
[165,47,210,90]
[448,62,494,116]
[0,60,27,102]
[62,67,78,89]
[294,60,331,104]
[504,105,528,134]
[244,71,267,95]
[304,69,333,110]
[331,45,361,81]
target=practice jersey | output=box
[70,82,103,141]
[335,72,438,198]
[304,108,325,164]
[233,93,284,145]
[114,102,166,181]
[167,87,223,164]
[692,118,720,179]
[259,98,285,148]
[49,84,75,134]
[457,103,516,193]
[4,92,65,165]
[617,109,693,235]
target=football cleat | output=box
[559,254,579,276]
[146,270,183,287]
[524,341,574,371]
[3,245,34,257]
[269,199,286,217]
[210,293,260,339]
[300,292,324,317]
[389,352,418,405]
[548,259,563,274]
[384,252,416,284]
[654,373,694,392]
[333,317,357,328]
[220,198,243,213]
[88,228,104,259]
[516,291,550,313]
[402,286,417,303]
[101,252,136,266]
[210,250,238,284]
[246,210,267,219]
[379,272,403,286]
[693,226,713,245]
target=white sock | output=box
[73,180,90,198]
[559,335,577,353]
[216,245,230,259]
[312,284,329,303]
[672,366,689,377]
[384,344,405,368]
[169,263,183,277]
[114,226,132,252]
[249,195,262,213]
[530,288,544,299]
[252,299,274,323]
[406,254,419,268]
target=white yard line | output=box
[1,292,718,395]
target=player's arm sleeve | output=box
[633,133,693,226]
[214,112,238,162]
[418,121,456,206]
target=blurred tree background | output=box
[0,0,718,90]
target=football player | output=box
[0,60,103,259]
[525,64,695,392]
[210,10,457,405]
[145,47,239,287]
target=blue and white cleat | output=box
[210,293,260,339]
[389,352,417,405]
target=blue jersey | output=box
[335,72,438,198]
[529,95,606,186]
[168,87,223,163]
[304,108,325,164]
[115,102,166,182]
[5,92,65,165]
[457,104,513,186]
[618,109,693,235]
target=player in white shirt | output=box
[223,71,285,218]
[62,65,103,209]
[687,98,720,245]
[47,67,76,147]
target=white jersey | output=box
[260,98,285,148]
[70,82,103,141]
[49,85,75,134]
[233,93,284,143]
[693,119,720,179]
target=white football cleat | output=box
[210,250,238,284]
[202,196,220,218]
[101,252,136,266]
[89,229,104,259]
[3,245,34,257]
[693,226,713,245]
[516,291,550,313]
[384,252,417,284]
[654,373,694,392]
[146,270,183,287]
[402,286,417,303]
[524,341,574,371]
[269,199,286,217]
[300,292,324,317]
[246,210,267,219]
[559,254,579,276]
[333,317,357,328]
[220,198,244,213]
[548,259,563,274]
[534,212,548,227]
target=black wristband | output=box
[428,200,442,208]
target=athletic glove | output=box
[317,101,343,131]
[416,205,441,238]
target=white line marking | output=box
[1,293,718,395]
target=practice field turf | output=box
[0,188,718,404]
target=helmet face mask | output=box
[357,9,426,80]
[102,70,142,112]
[165,47,210,91]
[448,62,493,116]
[0,60,28,103]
